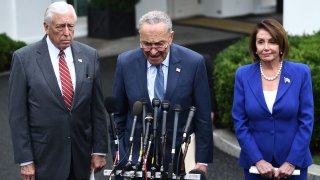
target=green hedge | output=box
[0,33,26,72]
[214,32,320,154]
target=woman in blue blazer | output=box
[232,19,314,179]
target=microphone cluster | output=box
[104,96,197,179]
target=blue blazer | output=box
[232,61,313,169]
[112,43,213,168]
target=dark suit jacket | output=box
[8,36,108,179]
[112,43,213,170]
[232,61,313,169]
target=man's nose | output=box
[149,48,159,54]
[62,26,71,35]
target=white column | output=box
[135,0,168,29]
[283,0,320,35]
[0,0,17,39]
[15,0,52,43]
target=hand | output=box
[274,161,295,179]
[211,112,215,122]
[193,163,208,174]
[255,160,275,179]
[20,163,35,180]
[91,155,106,172]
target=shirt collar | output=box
[46,36,72,59]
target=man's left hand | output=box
[91,155,106,172]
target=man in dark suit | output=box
[8,2,108,180]
[112,10,213,178]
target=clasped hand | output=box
[255,160,295,179]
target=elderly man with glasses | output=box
[111,10,213,179]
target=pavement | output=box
[1,14,319,179]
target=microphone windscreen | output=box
[152,97,161,107]
[104,96,117,113]
[189,169,206,180]
[140,98,148,105]
[173,104,182,111]
[133,101,143,116]
[161,100,170,110]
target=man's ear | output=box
[44,22,49,34]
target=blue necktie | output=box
[154,64,164,101]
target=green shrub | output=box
[214,32,320,155]
[0,33,26,72]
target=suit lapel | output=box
[247,62,269,112]
[36,37,66,109]
[165,46,181,101]
[275,61,292,103]
[136,53,150,104]
[71,43,86,109]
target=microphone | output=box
[160,100,170,177]
[143,113,153,155]
[152,97,161,131]
[104,96,120,176]
[151,97,161,178]
[140,98,148,137]
[161,100,170,143]
[122,101,143,175]
[104,96,118,141]
[168,104,182,179]
[182,106,196,142]
[172,104,182,154]
[129,101,143,144]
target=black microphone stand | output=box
[133,134,143,177]
[177,106,196,179]
[104,96,120,179]
[160,100,170,180]
[142,113,153,180]
[168,104,181,179]
[140,98,148,137]
[121,101,142,176]
[151,98,161,179]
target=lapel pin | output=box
[284,77,290,84]
[78,59,82,63]
[176,68,181,72]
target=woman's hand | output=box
[255,160,275,179]
[274,161,295,179]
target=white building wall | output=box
[202,0,275,18]
[283,0,320,35]
[0,0,86,43]
[15,0,51,43]
[135,0,168,29]
[0,0,17,38]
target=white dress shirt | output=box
[147,51,169,102]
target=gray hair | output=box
[138,10,172,33]
[44,1,77,24]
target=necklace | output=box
[260,61,283,81]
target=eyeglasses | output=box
[55,24,75,32]
[140,41,169,51]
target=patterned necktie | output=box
[154,64,164,101]
[59,50,74,110]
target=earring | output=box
[280,52,283,55]
[256,52,258,54]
